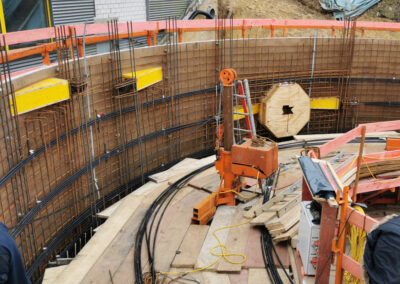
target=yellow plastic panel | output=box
[11,78,70,115]
[233,104,259,120]
[122,67,163,91]
[310,96,339,110]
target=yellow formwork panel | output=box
[310,96,339,110]
[234,96,338,121]
[11,78,70,115]
[122,67,163,91]
[233,104,260,120]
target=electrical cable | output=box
[134,162,215,284]
[260,172,295,284]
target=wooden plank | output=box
[217,211,251,272]
[248,268,273,284]
[294,131,400,141]
[248,268,292,284]
[273,223,299,242]
[262,193,301,217]
[153,191,208,273]
[243,228,290,269]
[156,157,215,184]
[202,272,231,284]
[187,167,218,188]
[228,269,249,284]
[244,198,263,219]
[171,225,210,268]
[149,158,198,183]
[97,181,165,219]
[60,181,169,284]
[96,199,122,219]
[236,191,260,203]
[287,246,300,284]
[250,211,276,226]
[42,266,66,284]
[265,204,300,230]
[110,189,208,283]
[195,206,236,271]
[55,192,145,283]
[160,268,204,284]
[291,235,298,249]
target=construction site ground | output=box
[186,0,400,41]
[43,135,400,283]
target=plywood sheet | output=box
[195,206,236,271]
[217,210,251,272]
[172,224,210,268]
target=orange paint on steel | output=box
[220,68,237,86]
[333,186,349,284]
[352,126,366,202]
[5,19,400,68]
[386,138,400,151]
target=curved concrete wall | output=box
[1,37,400,279]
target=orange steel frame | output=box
[4,18,400,69]
[192,69,276,224]
[302,120,400,283]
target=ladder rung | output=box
[234,128,252,133]
[233,112,249,116]
[233,94,246,98]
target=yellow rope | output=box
[158,217,254,276]
[159,172,261,276]
[338,154,400,183]
[343,206,366,284]
[338,156,358,178]
[362,157,400,184]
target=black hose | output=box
[134,162,214,284]
[188,10,214,20]
[261,173,295,284]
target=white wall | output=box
[94,0,147,22]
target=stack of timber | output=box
[250,190,301,243]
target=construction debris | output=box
[251,190,301,243]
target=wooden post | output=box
[352,126,366,202]
[315,202,337,283]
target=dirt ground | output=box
[184,0,400,40]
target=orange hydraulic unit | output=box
[191,69,278,225]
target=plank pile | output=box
[250,190,301,243]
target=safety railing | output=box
[305,120,400,283]
[332,186,378,283]
[3,19,400,68]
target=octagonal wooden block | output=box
[258,83,310,138]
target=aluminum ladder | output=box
[233,79,257,142]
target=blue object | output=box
[319,0,381,19]
[0,223,31,284]
[364,215,400,284]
